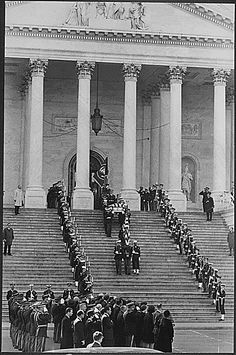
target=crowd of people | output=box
[158,187,226,321]
[7,283,175,352]
[102,184,141,276]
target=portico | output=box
[4,2,234,212]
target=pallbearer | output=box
[132,240,140,274]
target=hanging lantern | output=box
[91,63,103,135]
[91,104,103,135]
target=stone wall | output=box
[4,63,220,207]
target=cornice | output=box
[172,3,234,31]
[5,1,28,7]
[5,25,233,49]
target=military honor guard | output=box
[25,284,38,301]
[132,240,140,274]
[114,240,123,275]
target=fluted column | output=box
[167,66,187,211]
[226,87,233,192]
[25,59,48,208]
[72,61,95,210]
[149,90,160,187]
[159,82,170,189]
[121,63,141,210]
[141,94,151,187]
[211,68,230,210]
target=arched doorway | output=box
[182,156,197,203]
[68,150,105,209]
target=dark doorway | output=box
[68,150,105,209]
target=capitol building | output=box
[4,2,234,211]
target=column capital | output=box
[212,68,231,85]
[168,65,187,83]
[226,86,234,106]
[29,58,48,76]
[123,63,142,81]
[76,60,95,79]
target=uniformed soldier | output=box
[123,240,132,275]
[132,240,140,274]
[114,240,123,275]
[218,284,226,321]
[104,206,114,237]
[42,284,55,316]
[138,186,145,211]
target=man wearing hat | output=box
[219,284,226,321]
[42,285,55,316]
[132,240,140,274]
[63,282,75,302]
[104,206,114,237]
[114,240,123,275]
[199,186,210,213]
[25,284,37,301]
[3,222,14,256]
[7,282,18,301]
[123,240,132,275]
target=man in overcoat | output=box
[60,307,74,349]
[14,185,23,215]
[227,227,234,256]
[205,192,214,221]
[3,223,14,256]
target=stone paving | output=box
[1,323,234,353]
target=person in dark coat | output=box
[134,304,146,347]
[124,302,136,347]
[154,310,174,352]
[142,305,155,348]
[199,187,210,212]
[101,306,114,347]
[132,240,140,274]
[114,240,123,275]
[3,223,14,256]
[114,305,127,346]
[73,310,85,348]
[51,297,66,343]
[227,227,234,256]
[63,283,75,303]
[205,192,214,221]
[60,307,73,349]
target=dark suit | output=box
[205,196,214,221]
[60,315,73,349]
[3,227,14,255]
[199,190,209,212]
[101,313,114,347]
[73,318,85,347]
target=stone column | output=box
[211,68,231,210]
[25,59,48,208]
[141,94,151,187]
[149,90,160,187]
[167,66,187,211]
[159,82,170,189]
[121,63,141,210]
[225,88,233,192]
[72,61,95,210]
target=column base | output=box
[167,190,187,212]
[121,189,140,211]
[72,188,94,210]
[25,187,47,208]
[211,190,231,212]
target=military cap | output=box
[67,282,72,286]
[116,240,121,244]
[221,284,225,287]
[46,284,51,288]
[10,282,15,286]
[29,284,34,287]
[126,301,135,307]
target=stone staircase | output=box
[73,210,234,323]
[2,208,74,321]
[178,211,234,312]
[2,208,233,324]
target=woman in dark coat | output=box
[142,305,155,348]
[154,310,174,352]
